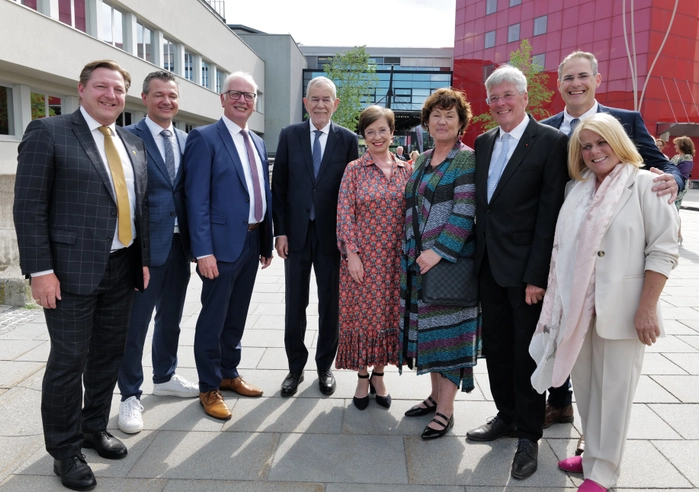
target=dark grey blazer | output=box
[14,109,150,294]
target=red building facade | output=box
[454,0,699,148]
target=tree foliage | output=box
[473,39,554,131]
[322,46,379,132]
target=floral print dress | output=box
[335,151,412,370]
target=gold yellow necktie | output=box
[98,126,132,245]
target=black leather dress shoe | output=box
[53,454,96,491]
[466,416,517,442]
[317,370,336,395]
[281,372,304,397]
[82,431,127,460]
[511,438,538,479]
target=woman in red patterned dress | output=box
[335,106,412,410]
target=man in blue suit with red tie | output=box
[184,72,273,420]
[118,71,198,435]
[539,50,680,434]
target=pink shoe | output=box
[558,455,583,473]
[578,478,607,491]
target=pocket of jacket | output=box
[210,214,227,225]
[49,228,77,245]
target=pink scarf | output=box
[530,163,635,393]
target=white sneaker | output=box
[152,374,199,397]
[118,396,144,434]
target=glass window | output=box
[137,22,152,62]
[483,64,495,82]
[508,23,520,43]
[163,38,175,72]
[510,0,521,5]
[534,15,547,36]
[532,54,546,71]
[216,70,227,93]
[0,85,13,135]
[116,112,132,127]
[21,0,37,9]
[486,0,497,15]
[485,30,496,49]
[58,0,86,32]
[202,61,210,88]
[184,51,193,81]
[31,93,62,120]
[102,2,124,49]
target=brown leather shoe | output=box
[199,390,231,420]
[542,403,574,428]
[220,376,263,397]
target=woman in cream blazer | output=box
[529,113,679,492]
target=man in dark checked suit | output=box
[117,71,197,436]
[466,65,569,480]
[184,72,273,420]
[13,60,150,491]
[272,76,358,397]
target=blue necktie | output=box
[160,129,177,184]
[312,130,322,177]
[568,118,580,137]
[310,130,322,220]
[487,133,510,203]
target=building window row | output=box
[484,15,547,49]
[0,85,13,136]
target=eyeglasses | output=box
[485,91,524,105]
[364,128,391,138]
[561,73,596,82]
[223,90,256,102]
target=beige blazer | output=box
[591,168,679,339]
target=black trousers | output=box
[42,247,136,460]
[284,221,340,374]
[479,254,545,442]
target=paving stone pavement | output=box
[1,192,699,491]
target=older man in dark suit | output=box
[184,71,273,421]
[118,71,197,436]
[272,76,358,397]
[14,59,150,491]
[539,50,680,432]
[466,65,569,480]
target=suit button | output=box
[170,212,175,216]
[245,198,250,203]
[597,251,605,257]
[107,236,113,241]
[111,211,117,216]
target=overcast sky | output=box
[223,0,456,48]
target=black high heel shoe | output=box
[404,396,437,417]
[353,373,370,410]
[369,371,391,409]
[421,412,454,440]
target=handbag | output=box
[410,151,478,307]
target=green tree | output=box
[322,46,379,132]
[473,38,554,131]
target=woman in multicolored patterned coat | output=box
[336,106,412,411]
[400,88,480,440]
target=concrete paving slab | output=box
[677,334,699,350]
[165,480,324,492]
[633,376,680,403]
[0,435,44,483]
[646,335,697,353]
[243,329,286,348]
[226,396,344,434]
[640,353,688,375]
[652,375,699,403]
[0,387,42,436]
[0,360,43,387]
[649,403,699,439]
[13,340,49,362]
[614,439,693,489]
[0,322,47,340]
[269,433,407,484]
[677,318,699,332]
[252,313,286,328]
[663,352,699,374]
[128,431,279,480]
[0,339,44,360]
[625,404,682,439]
[653,439,699,488]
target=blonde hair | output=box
[568,113,643,181]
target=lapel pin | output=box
[132,150,137,154]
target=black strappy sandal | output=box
[404,396,437,417]
[421,412,454,440]
[353,373,370,410]
[369,371,391,409]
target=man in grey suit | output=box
[118,71,197,436]
[14,60,150,491]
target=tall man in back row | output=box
[540,50,680,430]
[272,76,359,397]
[14,59,150,491]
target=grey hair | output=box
[222,71,258,94]
[485,65,527,94]
[558,51,599,79]
[142,71,178,94]
[306,76,337,99]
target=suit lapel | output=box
[136,119,172,186]
[174,128,187,185]
[316,122,338,183]
[71,110,116,203]
[299,120,315,182]
[604,170,636,235]
[216,119,248,191]
[489,116,537,203]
